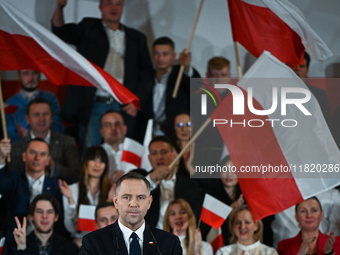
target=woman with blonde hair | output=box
[216,204,277,255]
[59,146,112,247]
[164,199,213,255]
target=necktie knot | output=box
[130,232,141,255]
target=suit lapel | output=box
[20,172,31,205]
[143,224,157,255]
[112,222,129,255]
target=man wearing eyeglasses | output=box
[151,37,200,136]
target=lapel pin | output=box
[149,241,153,244]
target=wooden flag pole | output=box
[233,41,243,79]
[169,118,211,169]
[172,0,205,98]
[0,74,11,162]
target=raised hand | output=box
[297,236,316,255]
[179,49,192,73]
[0,139,11,164]
[13,216,27,250]
[324,231,335,254]
[193,228,202,255]
[59,179,74,204]
[56,0,67,9]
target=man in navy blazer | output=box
[80,172,182,255]
[52,0,154,148]
[0,138,66,254]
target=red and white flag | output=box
[200,194,232,229]
[76,204,96,232]
[121,137,144,173]
[206,227,224,253]
[228,0,332,67]
[210,51,340,221]
[0,237,5,255]
[0,1,139,108]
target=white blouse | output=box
[62,182,99,238]
[178,235,213,255]
[215,241,278,255]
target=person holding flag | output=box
[163,199,213,255]
[52,0,154,150]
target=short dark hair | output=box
[153,36,175,50]
[100,110,124,128]
[95,201,115,221]
[29,193,60,216]
[148,135,173,150]
[115,172,151,194]
[304,52,311,69]
[26,97,51,116]
[295,196,322,213]
[25,137,49,153]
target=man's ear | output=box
[54,214,59,222]
[25,115,30,126]
[22,151,27,163]
[147,195,153,210]
[113,195,118,210]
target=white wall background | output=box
[2,0,340,80]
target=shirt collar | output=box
[26,173,45,186]
[19,89,40,101]
[118,219,145,243]
[236,240,261,250]
[30,130,51,144]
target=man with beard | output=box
[6,69,63,142]
[11,193,78,255]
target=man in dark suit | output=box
[10,193,78,255]
[9,98,79,184]
[80,172,182,255]
[52,0,154,149]
[152,37,200,135]
[136,136,202,229]
[0,138,67,254]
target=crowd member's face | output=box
[18,70,40,92]
[26,103,52,134]
[207,66,230,79]
[100,0,123,25]
[152,44,176,72]
[87,157,106,179]
[174,114,191,142]
[30,200,58,234]
[22,141,50,176]
[96,206,119,229]
[220,160,238,188]
[168,203,189,236]
[113,179,152,231]
[148,141,174,169]
[294,58,308,78]
[295,198,323,232]
[233,210,258,245]
[100,112,127,146]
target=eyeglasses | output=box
[176,122,191,128]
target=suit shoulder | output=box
[123,25,147,39]
[83,225,111,241]
[150,226,178,241]
[51,132,77,144]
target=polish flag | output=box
[0,1,139,108]
[0,237,5,255]
[210,51,340,221]
[77,204,96,232]
[228,0,332,67]
[200,194,232,229]
[121,137,144,173]
[206,227,224,253]
[141,119,153,171]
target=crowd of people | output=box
[0,0,339,254]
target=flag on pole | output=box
[0,1,139,108]
[141,119,153,171]
[228,0,332,67]
[121,137,144,172]
[76,204,96,232]
[210,51,340,221]
[206,227,224,253]
[0,237,4,255]
[200,194,232,229]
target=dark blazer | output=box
[135,169,203,227]
[9,132,80,184]
[0,167,67,253]
[79,221,182,255]
[164,65,200,118]
[52,18,154,125]
[9,232,78,255]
